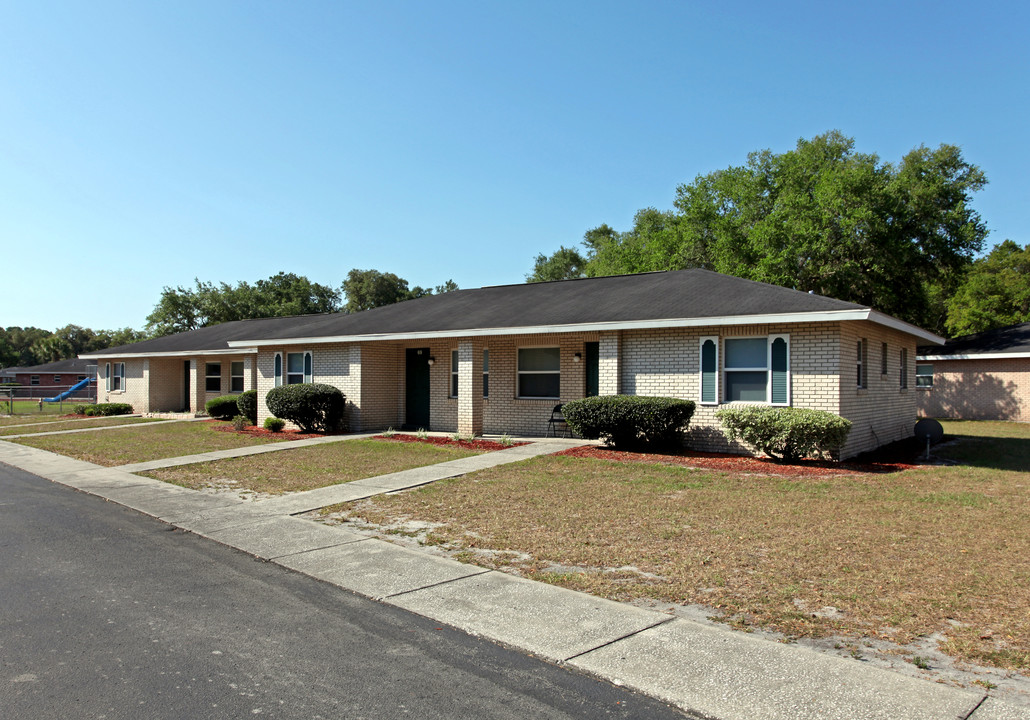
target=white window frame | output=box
[721,335,790,405]
[517,346,561,400]
[286,351,313,385]
[30,375,40,386]
[230,361,245,393]
[699,336,719,405]
[857,339,868,389]
[106,362,125,392]
[54,375,62,384]
[450,349,459,398]
[205,362,222,393]
[916,363,933,388]
[899,348,909,389]
[482,349,489,399]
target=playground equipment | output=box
[43,376,94,403]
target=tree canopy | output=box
[530,131,989,334]
[946,240,1030,336]
[145,272,342,336]
[342,269,457,313]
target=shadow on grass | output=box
[935,435,1030,472]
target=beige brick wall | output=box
[917,357,1029,421]
[98,359,147,411]
[620,323,842,453]
[837,322,920,458]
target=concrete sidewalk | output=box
[0,436,1025,720]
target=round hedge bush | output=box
[236,389,258,425]
[561,395,696,450]
[205,395,241,420]
[264,383,346,433]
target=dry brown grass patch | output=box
[330,446,1030,673]
[143,438,483,494]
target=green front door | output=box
[405,348,431,429]
[585,342,599,397]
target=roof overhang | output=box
[79,348,258,360]
[225,309,946,348]
[917,351,1030,361]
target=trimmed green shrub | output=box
[716,406,852,462]
[264,383,346,433]
[236,389,258,425]
[263,417,286,432]
[561,395,696,449]
[73,404,89,415]
[205,395,240,420]
[84,403,133,417]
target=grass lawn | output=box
[143,439,484,494]
[11,420,287,466]
[0,402,90,424]
[323,420,1030,673]
[0,416,162,436]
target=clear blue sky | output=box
[2,1,1027,332]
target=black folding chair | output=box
[546,403,568,438]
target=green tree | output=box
[551,132,988,333]
[526,245,588,282]
[946,240,1030,336]
[30,335,74,363]
[2,327,52,365]
[145,273,341,336]
[341,270,456,312]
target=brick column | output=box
[599,332,621,395]
[244,356,255,391]
[457,340,483,436]
[141,359,152,413]
[190,359,204,414]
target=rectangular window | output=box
[230,361,245,393]
[450,349,459,398]
[899,349,909,389]
[517,347,560,399]
[724,338,769,402]
[699,337,719,404]
[857,339,868,388]
[54,375,62,384]
[722,336,790,404]
[111,363,124,392]
[205,363,222,393]
[483,349,489,398]
[273,353,283,387]
[881,342,888,376]
[916,364,934,388]
[78,375,87,382]
[286,352,312,385]
[30,375,39,386]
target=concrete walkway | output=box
[0,435,1025,720]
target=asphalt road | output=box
[0,464,688,719]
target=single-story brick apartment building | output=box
[917,321,1030,422]
[0,357,95,399]
[80,269,943,459]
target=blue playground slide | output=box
[43,376,94,403]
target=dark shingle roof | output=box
[2,358,93,374]
[84,269,879,357]
[918,322,1030,357]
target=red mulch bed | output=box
[555,445,918,478]
[210,421,328,441]
[372,434,526,452]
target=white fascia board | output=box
[79,348,258,360]
[917,351,1030,361]
[226,309,879,348]
[864,311,945,345]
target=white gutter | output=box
[917,351,1030,361]
[79,348,259,360]
[225,309,946,348]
